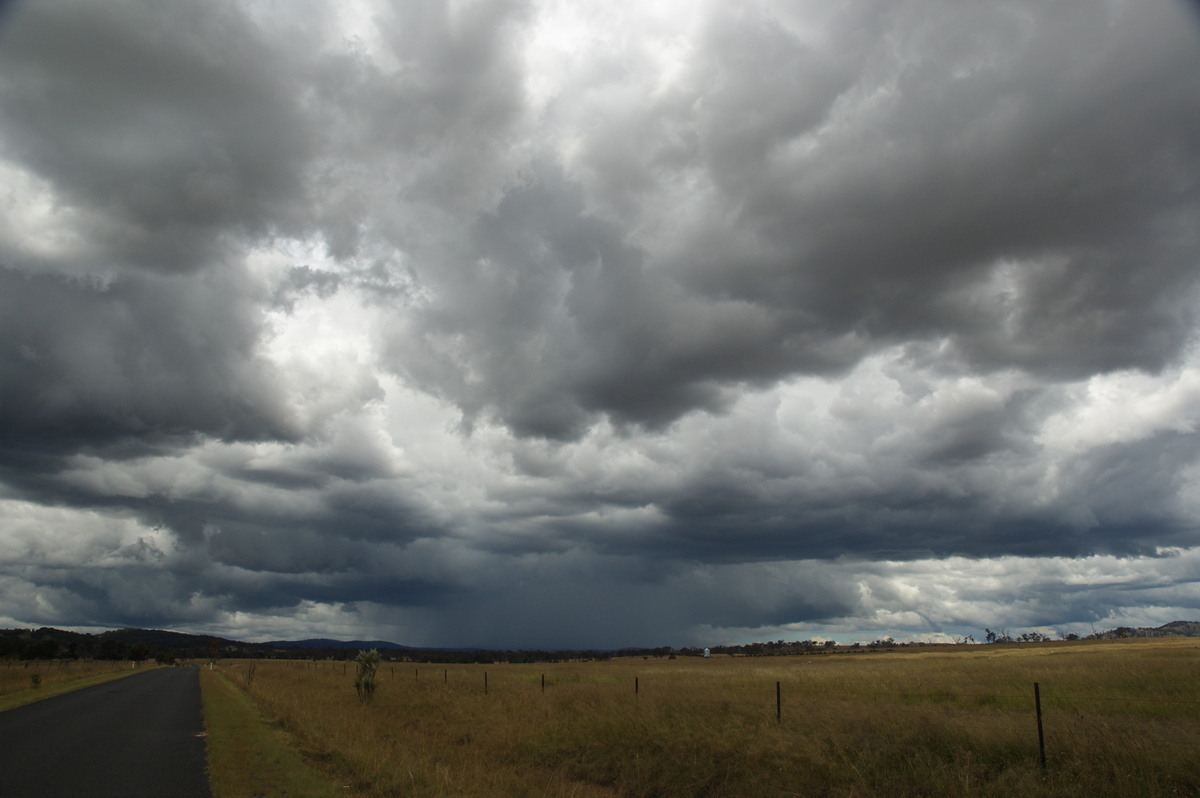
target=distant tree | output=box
[0,634,23,659]
[99,639,128,660]
[25,639,60,660]
[129,643,150,662]
[155,648,178,665]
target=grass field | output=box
[201,665,346,798]
[208,638,1199,797]
[0,659,155,711]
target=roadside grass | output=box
[213,638,1200,797]
[200,666,349,798]
[0,660,158,712]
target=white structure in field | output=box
[703,648,710,658]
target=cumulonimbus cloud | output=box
[0,0,1198,647]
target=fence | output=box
[221,655,1199,775]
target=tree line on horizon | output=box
[3,620,1197,663]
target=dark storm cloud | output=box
[0,0,322,488]
[0,0,316,270]
[381,0,1200,441]
[384,162,736,438]
[677,2,1200,382]
[0,266,296,453]
[1,0,1199,647]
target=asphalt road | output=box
[0,665,210,797]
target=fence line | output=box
[219,657,1200,776]
[216,658,1200,706]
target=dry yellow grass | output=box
[0,659,154,711]
[212,638,1200,797]
[201,666,347,798]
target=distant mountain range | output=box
[2,620,1198,661]
[267,638,414,651]
[0,626,495,661]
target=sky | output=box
[1,0,1199,650]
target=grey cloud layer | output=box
[386,0,1200,438]
[1,0,1198,646]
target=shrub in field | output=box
[355,649,380,703]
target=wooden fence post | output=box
[776,681,782,722]
[1034,682,1046,771]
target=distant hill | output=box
[268,638,411,650]
[1156,620,1200,636]
[102,627,233,651]
[0,626,248,660]
[1091,620,1200,639]
[0,626,455,660]
[4,620,1199,661]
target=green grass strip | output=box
[200,667,345,798]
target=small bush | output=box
[354,649,381,703]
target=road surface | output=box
[0,665,210,797]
